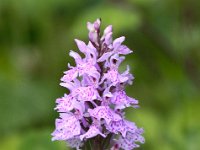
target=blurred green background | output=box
[0,0,200,150]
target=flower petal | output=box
[69,50,82,65]
[80,125,105,140]
[88,106,121,124]
[61,68,78,82]
[51,114,81,141]
[113,36,125,47]
[75,39,87,53]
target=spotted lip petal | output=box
[80,125,106,141]
[55,94,74,112]
[111,91,139,109]
[51,114,81,141]
[88,106,122,124]
[61,68,78,82]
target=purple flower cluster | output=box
[52,19,144,150]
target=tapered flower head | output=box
[52,18,144,150]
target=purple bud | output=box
[94,18,101,30]
[87,19,101,44]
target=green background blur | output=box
[0,0,200,150]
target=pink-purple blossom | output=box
[52,18,144,150]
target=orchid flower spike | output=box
[52,18,144,150]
